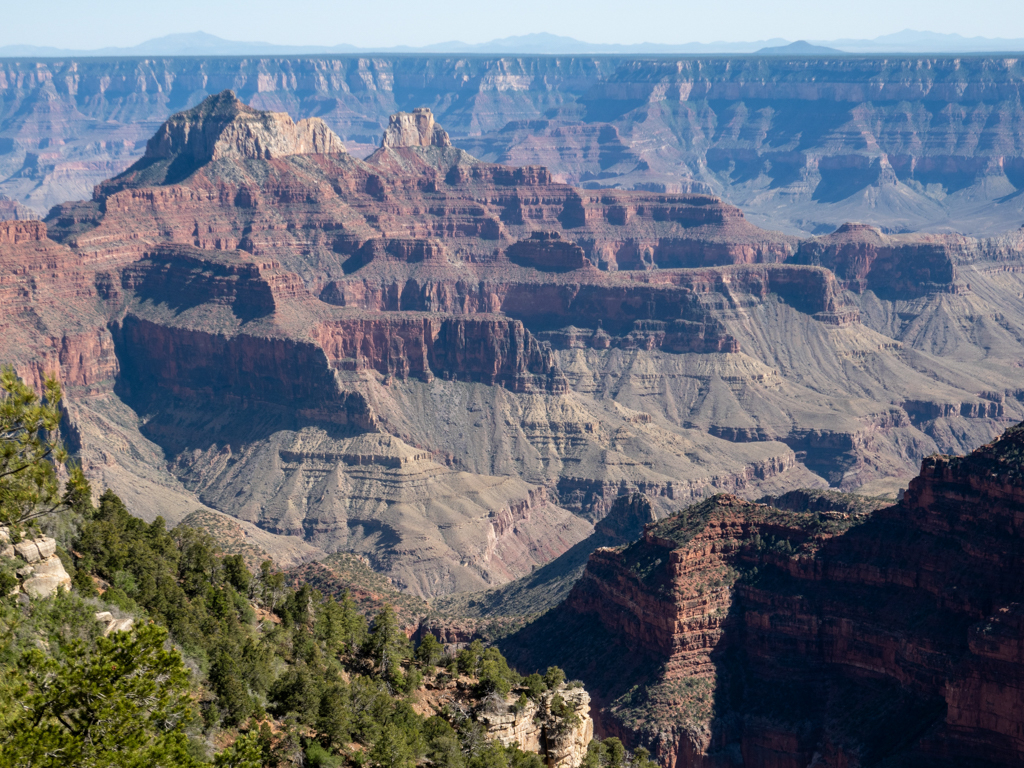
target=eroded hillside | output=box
[501,421,1024,766]
[0,92,1022,601]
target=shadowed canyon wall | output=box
[501,422,1024,767]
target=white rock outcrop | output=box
[21,554,73,598]
[3,534,72,598]
[94,611,135,636]
[14,536,57,563]
[477,686,594,768]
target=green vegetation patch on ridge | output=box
[0,370,592,768]
[286,553,430,631]
[619,493,872,586]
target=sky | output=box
[0,0,1022,49]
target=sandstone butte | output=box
[502,421,1024,767]
[0,89,1022,605]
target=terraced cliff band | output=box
[3,56,1024,234]
[501,422,1024,766]
[0,92,1022,605]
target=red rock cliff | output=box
[505,422,1024,767]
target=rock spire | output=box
[381,107,452,148]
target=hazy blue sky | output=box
[1,0,1022,48]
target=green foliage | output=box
[222,554,251,593]
[582,738,655,768]
[549,694,581,730]
[213,731,263,768]
[476,647,520,697]
[458,639,485,675]
[415,632,443,667]
[0,369,91,529]
[370,722,416,768]
[0,622,199,767]
[543,666,565,690]
[604,738,625,768]
[260,559,287,609]
[317,589,367,656]
[524,672,547,700]
[306,741,345,767]
[363,605,411,682]
[209,647,254,726]
[316,681,352,750]
[0,559,17,597]
[269,666,323,725]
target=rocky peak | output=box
[381,107,452,148]
[141,90,345,166]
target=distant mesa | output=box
[756,40,844,55]
[381,107,452,149]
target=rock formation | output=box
[0,93,1023,603]
[3,56,1024,234]
[421,677,594,768]
[382,108,452,149]
[1,528,72,598]
[107,89,345,189]
[93,610,135,636]
[502,421,1024,766]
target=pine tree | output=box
[604,738,626,768]
[415,632,443,668]
[370,722,415,768]
[363,605,410,682]
[1,623,198,767]
[213,731,263,768]
[0,369,90,529]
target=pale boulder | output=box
[21,554,72,598]
[94,611,134,636]
[14,536,57,564]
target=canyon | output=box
[502,422,1024,766]
[0,90,1022,609]
[2,56,1024,235]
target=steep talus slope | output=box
[502,423,1024,767]
[0,93,1022,600]
[3,56,1024,233]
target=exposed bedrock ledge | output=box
[318,265,850,343]
[556,451,800,519]
[121,247,285,321]
[111,315,375,428]
[508,424,1024,766]
[794,223,960,299]
[311,315,568,392]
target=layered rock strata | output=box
[4,56,1024,235]
[0,93,1022,598]
[506,422,1024,766]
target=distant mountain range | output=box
[1,29,1023,57]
